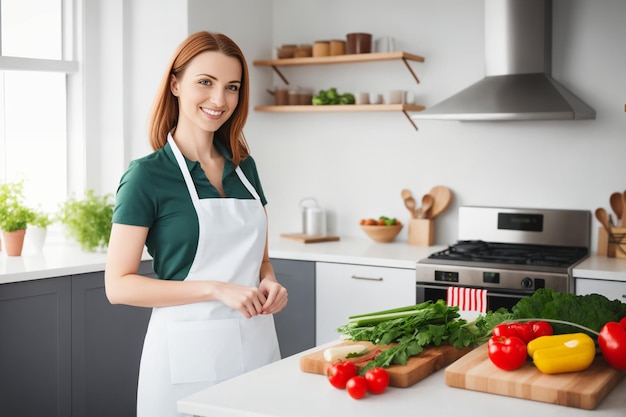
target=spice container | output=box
[274,87,289,106]
[312,41,330,57]
[346,33,372,54]
[329,40,346,56]
[294,44,313,58]
[276,44,297,59]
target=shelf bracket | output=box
[271,65,289,85]
[402,109,419,131]
[402,58,420,84]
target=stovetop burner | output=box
[428,240,588,269]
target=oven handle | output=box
[415,283,533,299]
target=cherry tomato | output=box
[346,376,368,399]
[598,321,626,370]
[364,367,389,394]
[326,360,357,389]
[488,336,527,371]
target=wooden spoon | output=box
[623,190,626,227]
[428,186,452,219]
[595,207,611,234]
[610,192,623,223]
[418,194,434,219]
[404,196,417,219]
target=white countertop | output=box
[571,256,626,282]
[178,342,626,417]
[2,235,624,285]
[268,236,445,269]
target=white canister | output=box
[300,198,326,236]
[304,206,326,236]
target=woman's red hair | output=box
[148,31,250,164]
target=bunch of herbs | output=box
[336,300,511,372]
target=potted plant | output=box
[57,189,114,252]
[0,180,35,256]
[27,209,54,251]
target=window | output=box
[0,0,78,213]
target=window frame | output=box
[0,0,84,196]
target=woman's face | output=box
[170,51,242,135]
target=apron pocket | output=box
[167,318,244,384]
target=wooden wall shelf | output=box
[253,51,425,130]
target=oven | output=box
[416,206,591,311]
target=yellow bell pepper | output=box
[527,333,596,374]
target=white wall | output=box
[110,0,626,252]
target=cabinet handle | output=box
[351,275,383,281]
[622,294,626,299]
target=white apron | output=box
[136,135,281,417]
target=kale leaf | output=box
[511,288,626,336]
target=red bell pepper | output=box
[598,317,626,371]
[492,321,553,344]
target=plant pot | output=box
[2,229,27,256]
[25,226,47,252]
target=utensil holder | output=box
[597,226,626,258]
[408,218,434,246]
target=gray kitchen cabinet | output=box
[0,276,72,417]
[315,262,416,345]
[575,278,626,304]
[271,258,316,358]
[71,263,153,417]
[0,261,153,417]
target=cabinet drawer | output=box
[575,278,626,303]
[315,262,415,345]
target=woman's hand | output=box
[259,279,288,314]
[213,282,269,318]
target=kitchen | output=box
[1,0,626,416]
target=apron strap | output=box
[168,133,201,206]
[168,133,261,203]
[235,167,261,201]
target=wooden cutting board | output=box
[300,341,472,388]
[280,233,340,243]
[445,343,625,409]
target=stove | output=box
[416,206,591,310]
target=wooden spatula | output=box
[428,186,452,219]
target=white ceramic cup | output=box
[374,36,395,53]
[386,90,406,104]
[369,93,383,105]
[356,92,370,105]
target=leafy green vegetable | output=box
[511,288,626,337]
[336,300,512,372]
[312,87,355,105]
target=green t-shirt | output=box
[112,140,267,281]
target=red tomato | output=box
[598,321,626,370]
[346,376,368,399]
[326,360,358,389]
[488,336,527,371]
[364,367,389,394]
[530,321,553,339]
[492,321,552,344]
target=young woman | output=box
[104,31,287,417]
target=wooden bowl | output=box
[360,224,403,243]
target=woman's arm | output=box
[105,223,269,317]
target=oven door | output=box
[416,282,535,312]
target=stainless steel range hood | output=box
[412,0,595,121]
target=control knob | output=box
[521,277,534,289]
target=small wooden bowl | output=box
[360,224,403,243]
